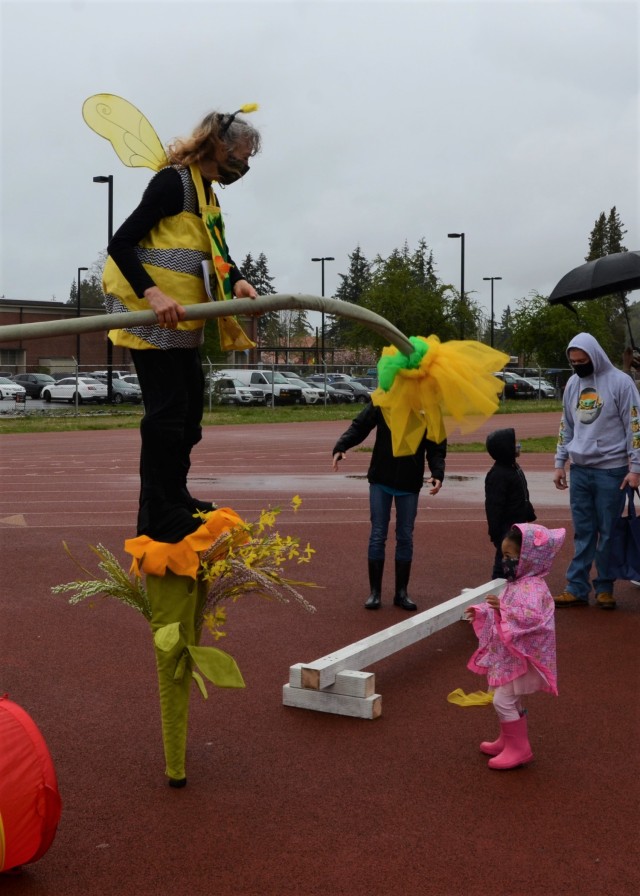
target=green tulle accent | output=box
[377,337,429,391]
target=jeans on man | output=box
[368,483,419,563]
[566,463,627,599]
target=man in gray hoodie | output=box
[553,333,640,609]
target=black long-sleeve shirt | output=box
[107,166,244,297]
[333,403,446,493]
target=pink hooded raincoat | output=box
[467,523,565,695]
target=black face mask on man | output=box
[572,360,595,378]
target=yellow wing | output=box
[82,94,168,171]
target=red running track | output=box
[1,414,638,895]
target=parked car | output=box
[40,376,108,404]
[326,384,356,404]
[92,374,143,404]
[209,377,266,406]
[329,381,373,403]
[0,377,27,400]
[277,376,321,405]
[522,377,556,399]
[303,380,353,404]
[302,379,353,404]
[352,376,378,390]
[89,370,132,381]
[493,371,536,400]
[121,374,140,387]
[307,372,357,386]
[11,373,56,398]
[218,369,302,406]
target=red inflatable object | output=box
[0,696,62,873]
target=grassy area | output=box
[0,398,562,452]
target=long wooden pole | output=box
[0,295,414,357]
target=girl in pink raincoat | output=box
[465,522,565,769]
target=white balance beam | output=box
[282,579,505,718]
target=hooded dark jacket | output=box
[333,403,446,493]
[485,427,536,546]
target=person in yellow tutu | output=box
[333,334,509,610]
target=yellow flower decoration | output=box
[125,507,246,579]
[373,335,510,456]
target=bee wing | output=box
[82,93,168,171]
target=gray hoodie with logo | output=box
[554,332,640,472]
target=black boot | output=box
[393,560,417,611]
[365,559,384,609]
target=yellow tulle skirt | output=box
[372,335,510,456]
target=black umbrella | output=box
[548,250,640,346]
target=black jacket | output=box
[333,403,446,493]
[484,427,536,545]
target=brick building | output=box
[0,299,133,375]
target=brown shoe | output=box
[595,592,616,610]
[554,591,588,607]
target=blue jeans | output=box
[566,463,627,599]
[368,483,419,564]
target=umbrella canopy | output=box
[548,250,640,304]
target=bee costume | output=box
[83,93,259,545]
[82,95,260,786]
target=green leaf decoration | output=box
[187,646,245,689]
[191,669,209,700]
[174,651,188,682]
[154,622,182,653]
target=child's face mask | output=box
[502,556,519,580]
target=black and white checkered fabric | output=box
[104,293,205,350]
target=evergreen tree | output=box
[584,207,629,353]
[327,245,372,346]
[586,207,627,261]
[585,212,608,262]
[606,206,627,255]
[239,252,281,345]
[66,252,106,310]
[353,240,455,349]
[495,305,513,354]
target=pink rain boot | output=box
[479,729,504,756]
[488,715,533,769]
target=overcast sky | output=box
[1,0,638,331]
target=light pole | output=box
[76,267,89,368]
[447,233,465,338]
[311,256,335,363]
[311,256,335,405]
[93,175,114,400]
[483,276,502,347]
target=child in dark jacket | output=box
[485,427,536,579]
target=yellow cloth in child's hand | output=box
[446,688,494,706]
